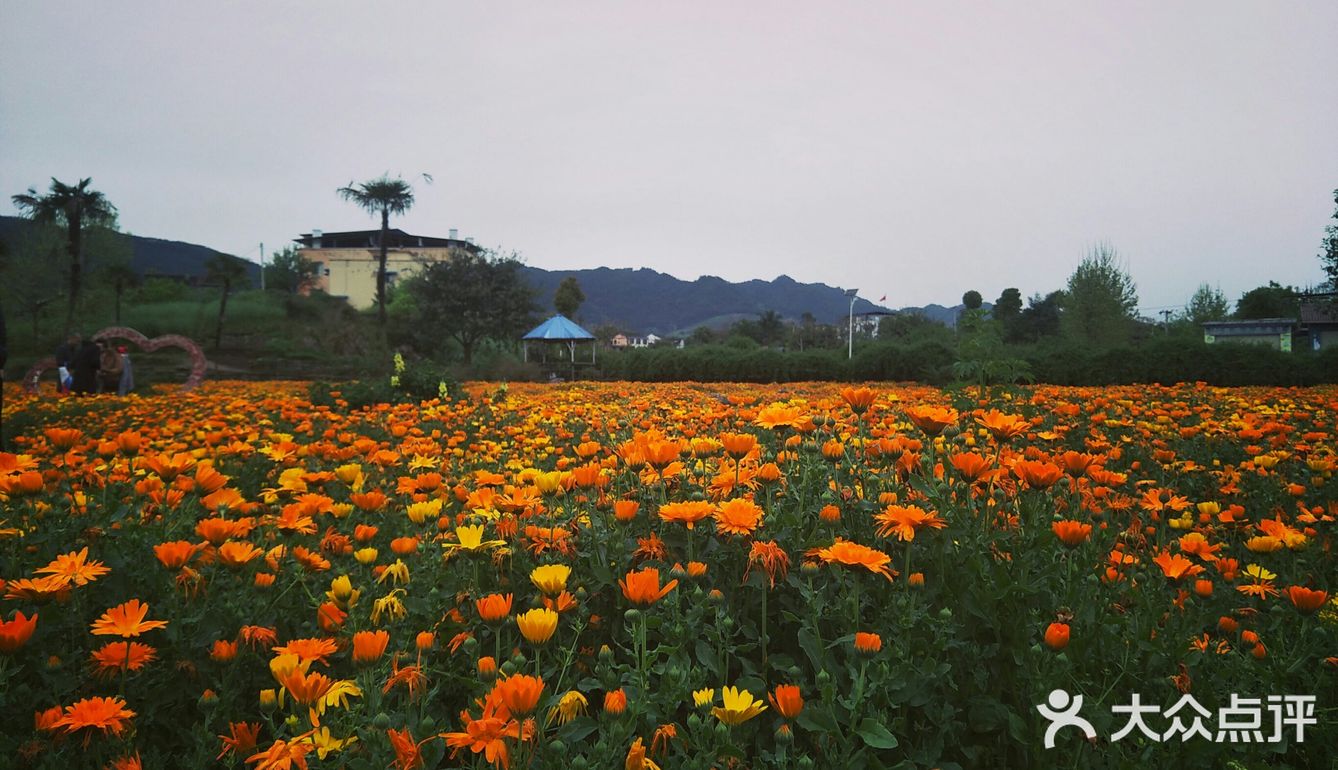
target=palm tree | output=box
[11,177,117,336]
[336,175,415,324]
[205,254,251,350]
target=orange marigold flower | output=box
[619,567,679,605]
[352,630,390,665]
[217,541,264,568]
[493,673,544,716]
[625,737,661,770]
[840,386,879,415]
[811,538,895,580]
[1152,551,1205,581]
[387,727,425,770]
[35,547,110,587]
[768,684,804,719]
[55,696,135,743]
[613,500,640,522]
[0,610,38,654]
[658,501,715,530]
[905,405,959,436]
[1051,520,1092,548]
[1044,622,1070,650]
[516,608,559,646]
[239,625,278,649]
[975,409,1030,441]
[153,540,201,570]
[605,688,628,714]
[246,738,314,770]
[89,641,157,677]
[853,632,882,654]
[217,722,263,761]
[874,505,946,542]
[1013,460,1063,490]
[272,637,338,666]
[719,432,758,459]
[476,593,514,624]
[949,451,995,482]
[1287,586,1329,614]
[713,498,763,537]
[211,639,239,662]
[90,599,168,638]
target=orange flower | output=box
[0,610,38,654]
[55,696,136,742]
[840,386,879,415]
[90,599,168,638]
[604,688,628,714]
[211,639,239,662]
[217,722,263,761]
[35,547,111,587]
[1013,460,1062,489]
[272,637,338,665]
[492,674,544,716]
[475,593,514,624]
[1051,520,1092,548]
[89,641,157,677]
[949,452,995,482]
[744,540,791,589]
[246,738,314,770]
[905,405,959,436]
[352,630,390,665]
[217,541,264,568]
[1152,551,1205,581]
[153,541,200,570]
[811,539,895,580]
[625,737,661,770]
[390,536,420,555]
[1044,622,1070,650]
[853,632,882,654]
[713,498,763,537]
[658,501,715,530]
[1287,586,1329,614]
[1194,579,1213,598]
[768,685,804,719]
[278,668,333,706]
[975,410,1030,441]
[516,608,559,645]
[874,505,945,542]
[719,432,758,459]
[613,500,640,522]
[819,504,841,522]
[387,727,425,770]
[620,568,679,605]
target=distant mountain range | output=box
[0,216,973,332]
[0,215,260,285]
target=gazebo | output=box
[521,315,597,379]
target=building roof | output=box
[294,229,480,251]
[522,315,596,341]
[1201,318,1296,334]
[1299,301,1338,325]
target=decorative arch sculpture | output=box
[23,326,210,393]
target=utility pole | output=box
[259,242,265,291]
[845,288,858,359]
[1160,309,1174,333]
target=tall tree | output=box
[336,175,415,324]
[1234,282,1299,320]
[1320,187,1338,291]
[961,290,983,310]
[993,287,1023,341]
[1016,291,1065,341]
[1186,283,1230,324]
[403,249,537,363]
[1061,243,1138,346]
[11,177,117,336]
[264,246,320,295]
[554,276,585,317]
[205,254,251,349]
[757,310,786,346]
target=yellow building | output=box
[295,228,480,309]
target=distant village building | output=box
[1200,296,1338,352]
[610,333,662,348]
[295,228,480,309]
[1201,318,1296,351]
[1299,299,1338,350]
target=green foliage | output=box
[1234,282,1300,319]
[961,290,983,310]
[992,288,1023,340]
[400,249,539,363]
[309,354,459,409]
[554,276,585,317]
[1061,244,1138,345]
[1319,187,1338,290]
[1186,283,1230,324]
[263,245,319,294]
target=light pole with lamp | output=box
[845,288,858,359]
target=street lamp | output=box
[845,288,858,359]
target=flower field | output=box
[0,380,1334,769]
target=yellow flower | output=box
[441,525,505,558]
[712,686,767,726]
[302,727,357,761]
[516,608,559,646]
[326,575,359,608]
[406,499,441,525]
[530,564,572,596]
[335,464,362,486]
[1243,564,1276,581]
[371,590,407,625]
[354,547,378,565]
[535,471,566,494]
[546,690,588,726]
[692,688,715,708]
[377,560,410,586]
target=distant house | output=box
[1299,299,1338,350]
[295,228,480,309]
[609,332,661,348]
[610,334,629,348]
[853,310,895,337]
[1201,318,1297,351]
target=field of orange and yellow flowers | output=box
[0,380,1334,770]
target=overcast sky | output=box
[4,2,1336,313]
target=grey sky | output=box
[4,2,1336,314]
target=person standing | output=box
[117,345,134,396]
[71,336,101,395]
[55,333,80,393]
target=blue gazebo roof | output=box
[522,315,595,341]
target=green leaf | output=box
[856,718,899,749]
[796,705,839,734]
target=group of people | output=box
[55,333,134,396]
